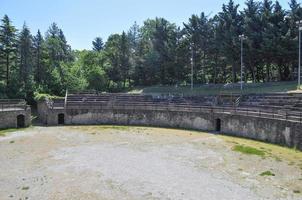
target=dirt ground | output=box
[0,126,301,200]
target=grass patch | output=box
[233,145,265,156]
[0,128,20,136]
[260,170,275,176]
[71,125,132,132]
[293,190,301,194]
[97,126,131,131]
[21,186,29,190]
[130,81,297,96]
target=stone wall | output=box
[219,114,302,150]
[40,105,302,150]
[65,109,214,131]
[37,101,65,125]
[0,108,31,129]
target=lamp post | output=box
[297,20,302,89]
[190,44,194,90]
[239,34,247,91]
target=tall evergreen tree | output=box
[119,32,131,88]
[217,0,243,83]
[92,37,104,52]
[0,15,18,89]
[243,0,262,82]
[33,30,44,84]
[18,23,34,98]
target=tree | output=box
[184,13,212,83]
[260,0,274,81]
[119,32,131,88]
[217,0,243,83]
[33,30,44,84]
[18,23,34,98]
[92,37,104,52]
[0,15,18,89]
[243,0,262,82]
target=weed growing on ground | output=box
[0,128,19,136]
[0,127,30,137]
[293,190,301,194]
[21,186,29,190]
[260,171,275,176]
[233,145,265,156]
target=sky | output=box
[0,0,290,50]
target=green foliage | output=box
[260,170,275,176]
[0,0,302,100]
[233,145,266,156]
[92,37,104,52]
[33,92,62,101]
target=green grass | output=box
[293,190,301,194]
[99,126,130,131]
[0,127,30,137]
[21,186,29,190]
[232,145,266,156]
[260,170,275,176]
[0,128,19,136]
[130,81,298,96]
[71,125,132,133]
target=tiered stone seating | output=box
[64,93,215,108]
[239,94,302,112]
[55,92,302,119]
[52,98,65,109]
[0,99,27,111]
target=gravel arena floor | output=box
[0,126,302,200]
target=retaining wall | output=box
[38,101,302,150]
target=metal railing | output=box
[63,102,302,123]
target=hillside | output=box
[130,81,301,96]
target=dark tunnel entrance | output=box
[58,113,65,125]
[215,118,221,132]
[17,115,25,128]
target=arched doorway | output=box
[17,115,25,128]
[215,118,221,132]
[58,113,65,125]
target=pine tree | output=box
[243,0,262,82]
[0,15,18,89]
[260,0,274,81]
[18,23,34,98]
[217,0,243,83]
[119,32,130,88]
[92,37,104,52]
[33,30,47,85]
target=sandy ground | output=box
[0,126,301,200]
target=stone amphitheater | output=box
[34,91,302,150]
[1,92,302,150]
[1,92,302,200]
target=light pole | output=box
[190,44,194,90]
[297,20,302,89]
[239,34,247,91]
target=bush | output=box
[33,92,62,101]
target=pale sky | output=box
[0,0,290,50]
